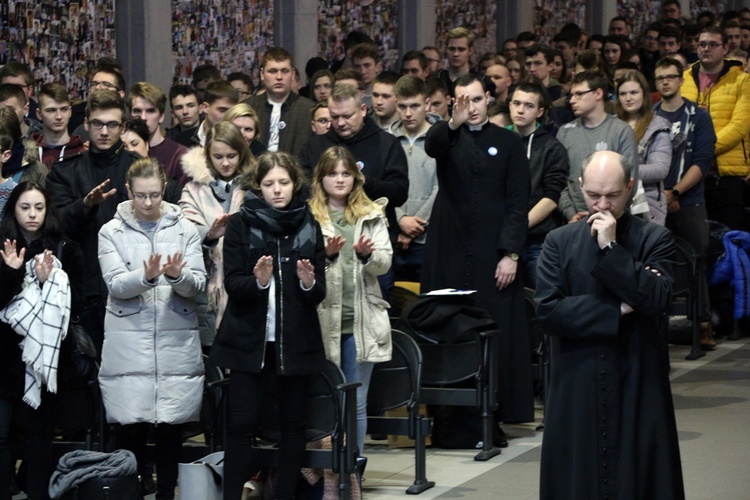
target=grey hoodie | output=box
[388,113,441,244]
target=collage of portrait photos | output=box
[435,1,498,67]
[0,0,114,102]
[171,0,274,86]
[318,0,399,71]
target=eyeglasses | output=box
[132,192,163,201]
[89,80,119,91]
[698,42,723,49]
[314,118,330,125]
[89,119,123,130]
[655,74,682,82]
[569,89,596,99]
[236,90,252,98]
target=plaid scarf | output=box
[0,256,71,408]
[239,190,318,258]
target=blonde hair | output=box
[223,102,262,143]
[204,121,254,179]
[309,146,381,225]
[127,157,166,189]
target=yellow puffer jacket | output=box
[681,59,750,177]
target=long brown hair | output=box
[308,146,381,225]
[615,70,653,142]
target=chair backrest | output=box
[671,236,696,298]
[367,329,422,414]
[257,360,344,443]
[390,285,420,319]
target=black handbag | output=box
[56,240,99,390]
[58,474,141,500]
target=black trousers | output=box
[0,391,56,500]
[118,422,182,500]
[223,343,307,500]
[705,174,745,230]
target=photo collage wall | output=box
[0,0,114,102]
[317,0,399,72]
[171,0,274,86]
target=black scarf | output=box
[1,142,25,178]
[239,190,317,258]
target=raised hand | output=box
[352,234,375,258]
[84,179,117,209]
[163,251,187,279]
[0,239,26,269]
[207,214,232,241]
[325,234,346,257]
[253,255,274,287]
[296,259,315,289]
[143,253,163,282]
[450,93,471,127]
[34,250,55,285]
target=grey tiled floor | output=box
[18,338,749,499]
[362,338,750,499]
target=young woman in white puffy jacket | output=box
[309,146,393,456]
[98,158,206,499]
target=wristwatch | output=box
[603,241,618,253]
[505,252,519,261]
[672,188,681,198]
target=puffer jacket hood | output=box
[181,146,213,185]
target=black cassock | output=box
[535,213,684,500]
[422,120,534,424]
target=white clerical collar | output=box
[467,118,489,131]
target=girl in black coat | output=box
[209,152,326,500]
[0,182,85,500]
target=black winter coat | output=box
[210,203,327,376]
[46,141,180,301]
[535,213,684,500]
[0,237,84,399]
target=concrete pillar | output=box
[115,0,173,97]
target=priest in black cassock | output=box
[422,73,534,425]
[534,151,684,500]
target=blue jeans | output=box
[521,243,543,290]
[340,334,374,455]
